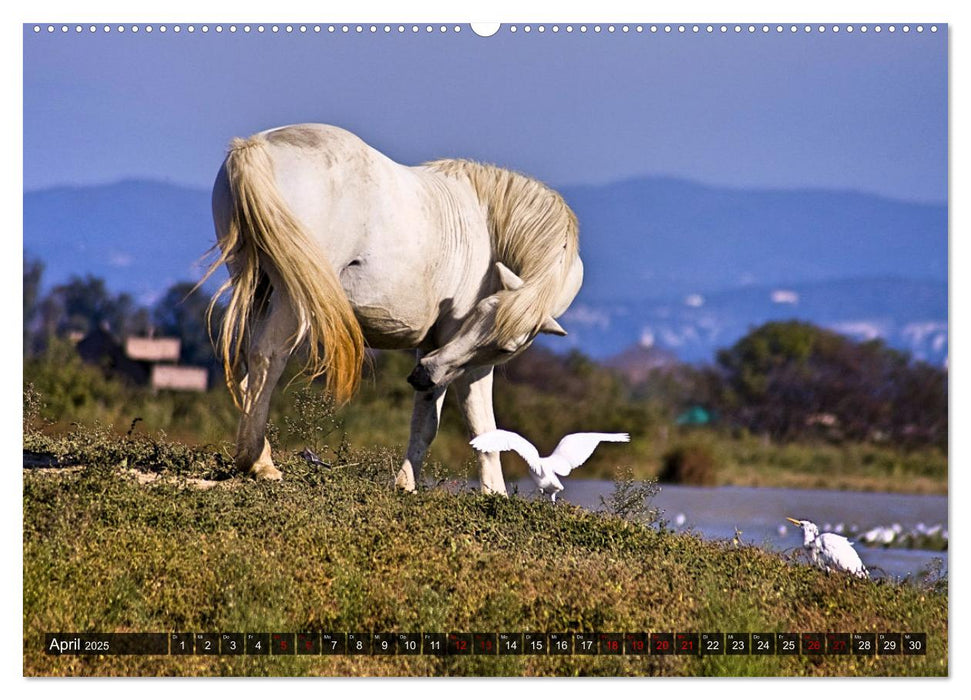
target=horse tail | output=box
[204,134,365,407]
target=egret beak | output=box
[786,517,801,526]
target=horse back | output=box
[236,124,492,347]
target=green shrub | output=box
[600,466,664,527]
[24,339,125,421]
[23,381,42,432]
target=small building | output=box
[75,326,150,385]
[125,337,180,363]
[150,364,209,392]
[75,327,208,392]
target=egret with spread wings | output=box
[470,429,630,502]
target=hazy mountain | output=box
[558,177,946,299]
[24,178,947,364]
[24,180,217,304]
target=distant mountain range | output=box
[558,177,946,299]
[24,180,216,304]
[24,177,947,366]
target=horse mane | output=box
[423,159,579,343]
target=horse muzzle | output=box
[407,363,436,392]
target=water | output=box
[514,479,948,581]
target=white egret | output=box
[470,429,630,502]
[786,517,869,578]
[862,525,896,546]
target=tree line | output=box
[23,258,219,369]
[708,320,947,447]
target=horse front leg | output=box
[235,300,296,480]
[395,384,448,492]
[454,366,506,495]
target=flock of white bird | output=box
[777,520,946,549]
[470,428,876,579]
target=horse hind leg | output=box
[235,294,297,480]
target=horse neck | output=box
[423,159,578,273]
[416,167,496,311]
[422,159,581,336]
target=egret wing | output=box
[470,430,543,475]
[550,432,630,475]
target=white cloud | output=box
[770,289,799,304]
[830,320,886,341]
[563,304,611,330]
[108,250,134,268]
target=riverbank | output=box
[554,480,948,580]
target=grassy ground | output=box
[23,431,948,677]
[23,371,948,497]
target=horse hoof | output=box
[249,463,283,481]
[394,470,416,493]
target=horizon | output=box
[22,170,950,208]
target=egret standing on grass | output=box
[470,430,630,502]
[786,517,869,578]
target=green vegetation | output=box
[693,433,946,494]
[23,342,948,495]
[23,429,947,677]
[714,321,947,448]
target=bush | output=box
[24,338,125,421]
[659,443,718,486]
[599,467,664,527]
[714,320,947,447]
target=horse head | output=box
[407,262,566,391]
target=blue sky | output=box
[23,23,946,202]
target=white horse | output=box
[204,124,583,494]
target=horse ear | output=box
[539,316,567,336]
[495,262,524,291]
